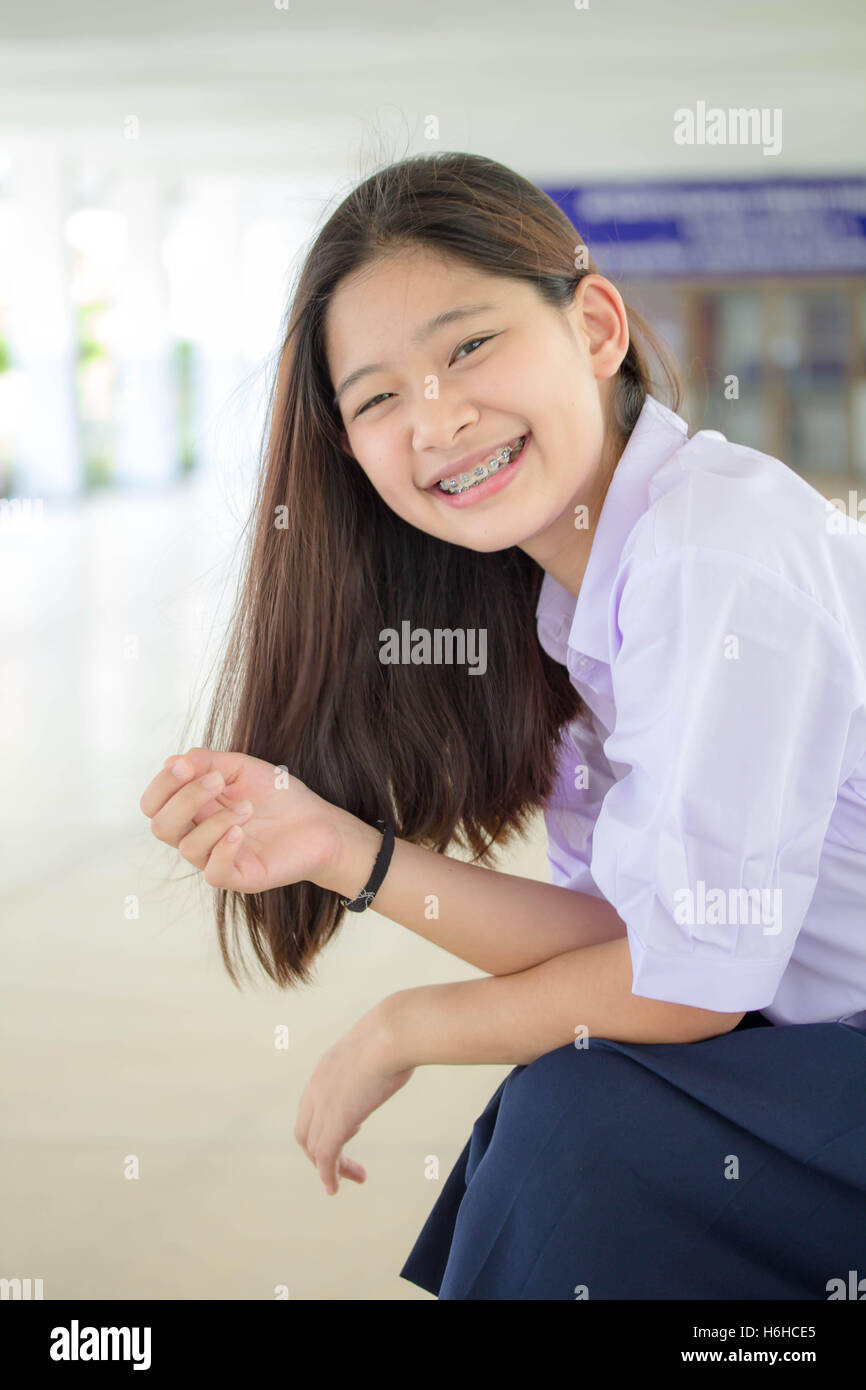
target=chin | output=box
[446,520,540,553]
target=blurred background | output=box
[1,0,864,1301]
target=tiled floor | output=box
[0,477,551,1300]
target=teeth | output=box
[437,436,525,493]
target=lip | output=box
[429,433,530,508]
[424,433,527,492]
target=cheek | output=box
[349,440,388,489]
[507,355,573,423]
[367,463,417,512]
[358,436,423,501]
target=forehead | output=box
[324,249,522,364]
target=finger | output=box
[178,804,253,871]
[293,1096,313,1157]
[318,1154,366,1193]
[141,748,233,818]
[317,1147,339,1195]
[201,822,249,890]
[149,769,237,846]
[294,1132,317,1169]
[311,1127,349,1195]
[306,1117,324,1168]
[306,1117,331,1187]
[338,1157,367,1183]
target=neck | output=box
[519,425,623,600]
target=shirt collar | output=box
[536,393,689,668]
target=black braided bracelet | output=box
[338,820,395,912]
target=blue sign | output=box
[541,177,866,278]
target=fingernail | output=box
[232,799,252,815]
[170,759,191,779]
[201,771,223,790]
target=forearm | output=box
[314,806,628,976]
[380,935,745,1066]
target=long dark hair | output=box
[196,151,683,990]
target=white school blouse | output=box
[536,393,866,1027]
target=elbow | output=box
[681,1008,746,1043]
[716,1009,747,1035]
[630,992,747,1044]
[640,995,746,1044]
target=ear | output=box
[572,274,629,382]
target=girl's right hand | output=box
[139,747,341,894]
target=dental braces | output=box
[437,437,525,493]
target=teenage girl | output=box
[139,151,866,1300]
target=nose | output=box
[411,399,480,454]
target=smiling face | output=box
[325,246,629,594]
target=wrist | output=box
[374,989,414,1070]
[312,804,385,899]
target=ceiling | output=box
[0,0,862,180]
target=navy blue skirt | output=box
[400,1011,866,1299]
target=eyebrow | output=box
[332,301,498,407]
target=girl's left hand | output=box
[294,1005,414,1196]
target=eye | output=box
[352,335,496,418]
[453,334,493,361]
[354,392,392,418]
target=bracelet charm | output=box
[339,819,395,912]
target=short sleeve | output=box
[543,712,616,900]
[589,548,862,1013]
